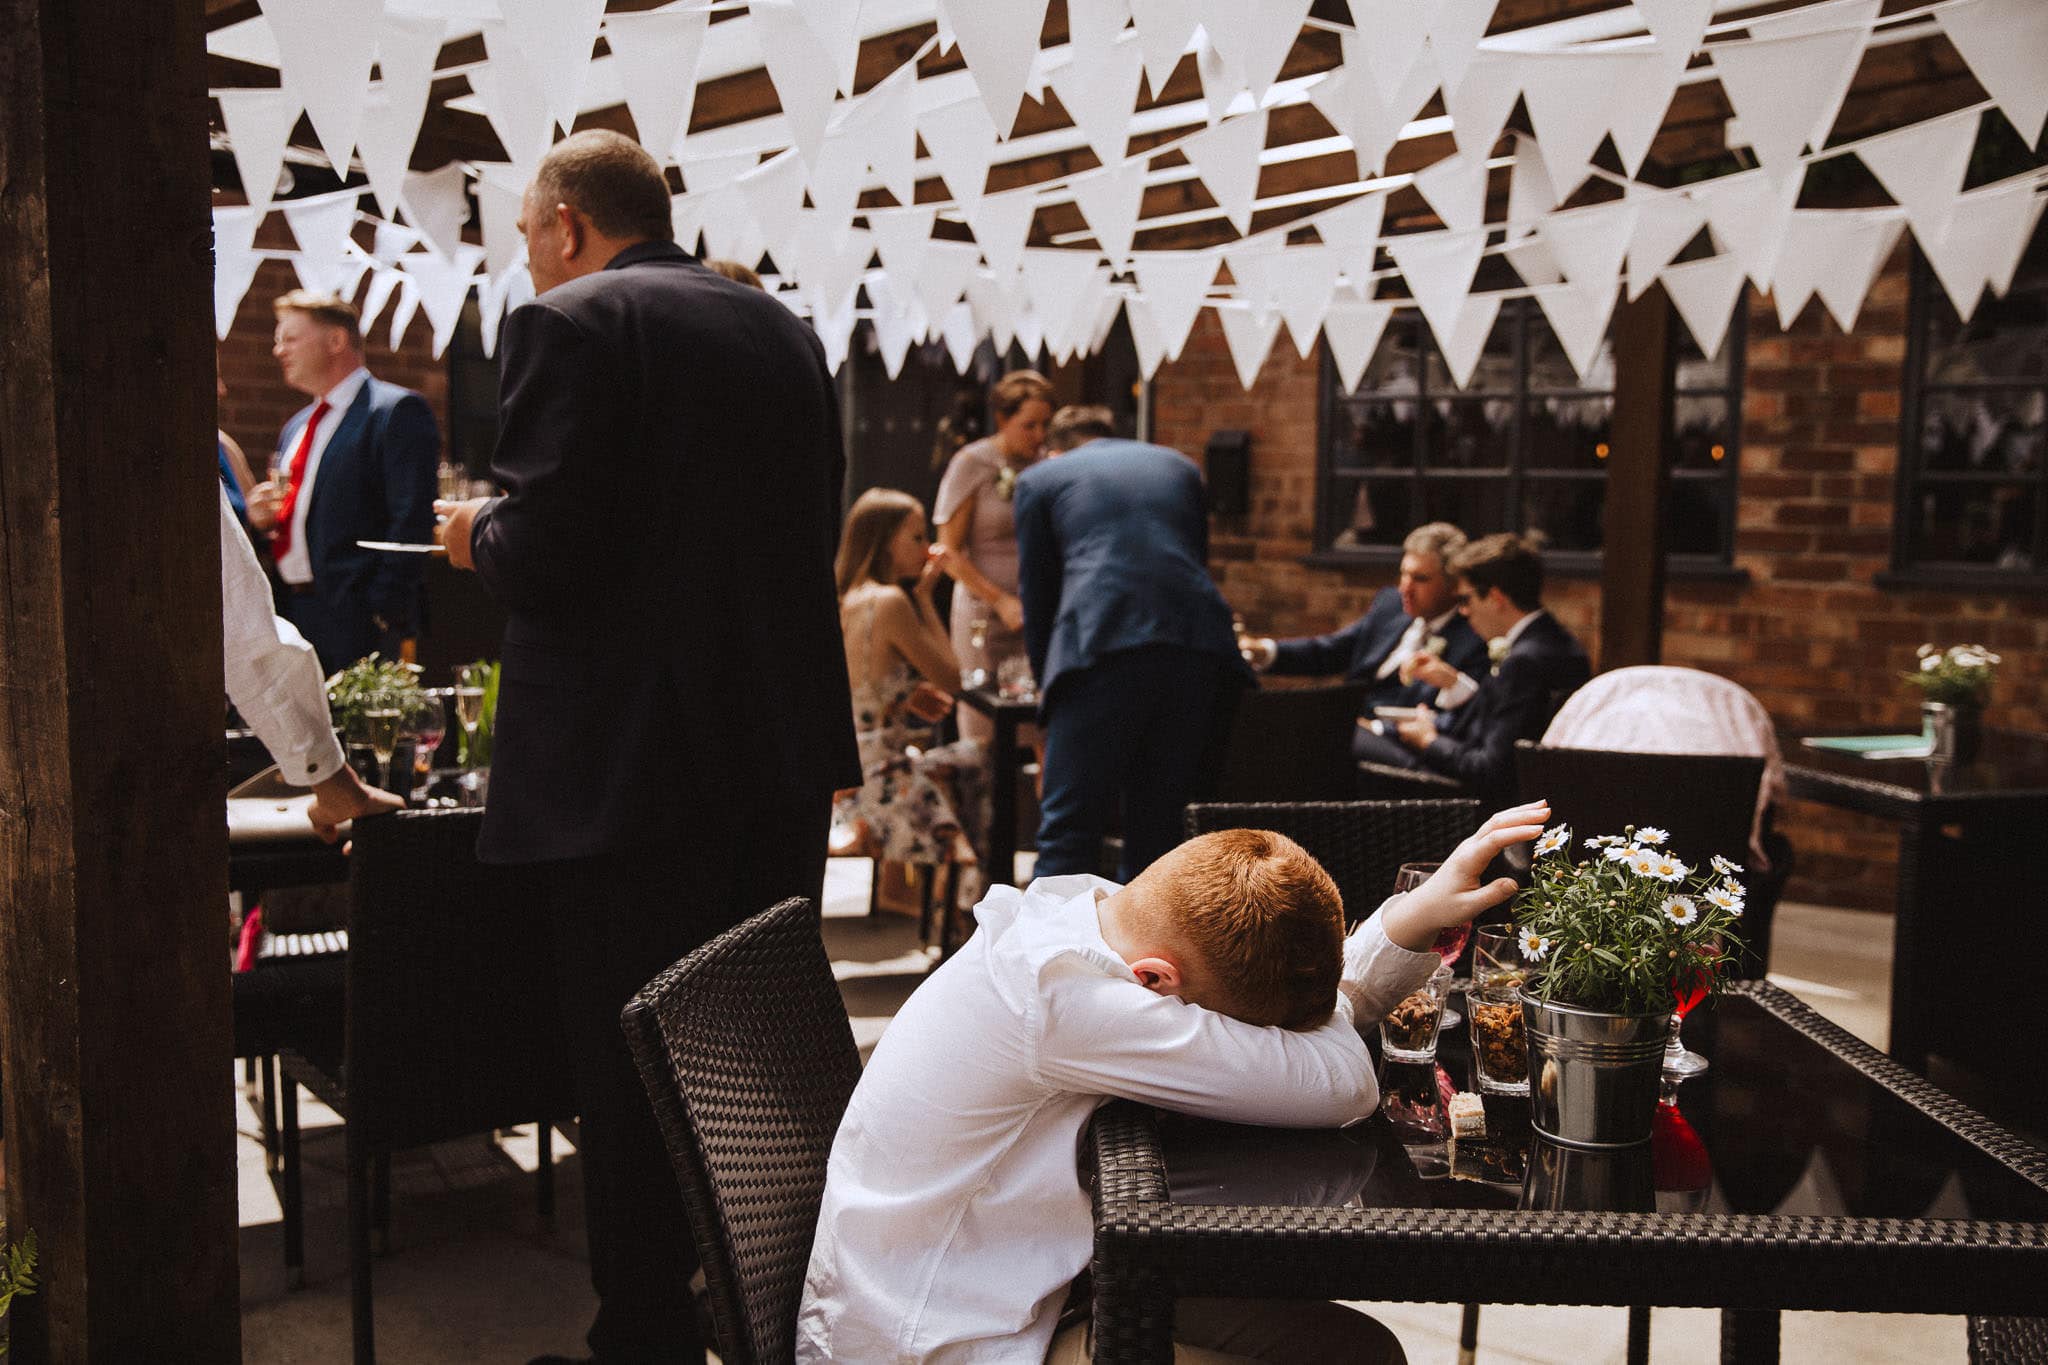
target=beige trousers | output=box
[1045,1297,1405,1364]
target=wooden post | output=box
[1600,284,1679,671]
[0,1,240,1358]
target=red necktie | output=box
[271,398,330,561]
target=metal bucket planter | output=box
[1922,700,1983,764]
[1522,994,1671,1148]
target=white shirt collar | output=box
[1502,609,1544,650]
[1424,606,1460,633]
[320,365,371,411]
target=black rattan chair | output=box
[621,896,862,1365]
[1184,798,1484,925]
[1970,1314,2048,1362]
[1513,742,1781,978]
[1206,682,1372,803]
[276,808,577,1365]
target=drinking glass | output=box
[364,708,402,791]
[996,655,1035,702]
[437,461,466,501]
[1380,964,1453,1063]
[410,688,450,794]
[1468,925,1531,1096]
[1393,861,1464,1027]
[963,608,991,690]
[1662,947,1713,1081]
[453,665,488,791]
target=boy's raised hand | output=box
[1380,800,1550,952]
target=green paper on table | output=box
[1800,734,1933,757]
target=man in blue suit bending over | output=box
[265,290,439,674]
[1014,408,1252,881]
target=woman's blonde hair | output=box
[992,369,1054,421]
[835,488,925,597]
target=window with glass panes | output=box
[1316,297,1743,566]
[1897,219,2047,581]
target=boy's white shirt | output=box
[795,873,1437,1364]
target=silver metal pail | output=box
[1522,993,1671,1148]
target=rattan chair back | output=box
[1185,798,1484,925]
[621,896,861,1365]
[1206,682,1372,803]
[1512,743,1763,871]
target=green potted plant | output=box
[326,654,433,784]
[1,1223,37,1354]
[1903,643,2000,763]
[1511,824,1748,1148]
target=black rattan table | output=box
[1086,982,2048,1363]
[958,685,1037,887]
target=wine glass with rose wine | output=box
[1663,943,1714,1080]
[1393,862,1465,1028]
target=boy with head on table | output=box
[798,801,1549,1363]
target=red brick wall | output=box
[1152,247,2048,913]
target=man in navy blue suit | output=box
[1014,424,1252,881]
[264,290,439,674]
[1241,521,1488,760]
[1389,532,1590,803]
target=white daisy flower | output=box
[1585,835,1623,849]
[1650,854,1690,882]
[1920,653,1943,672]
[1710,854,1744,877]
[1534,824,1571,857]
[1636,826,1669,846]
[1704,883,1745,917]
[1519,928,1551,962]
[1662,895,1699,926]
[1626,849,1661,877]
[1606,843,1640,863]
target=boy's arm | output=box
[1339,902,1443,1027]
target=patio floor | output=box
[238,863,1968,1363]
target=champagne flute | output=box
[963,608,991,690]
[1393,862,1465,1028]
[1663,941,1714,1081]
[364,708,402,792]
[410,689,449,793]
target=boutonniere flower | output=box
[1423,634,1447,658]
[995,466,1017,501]
[1487,636,1509,673]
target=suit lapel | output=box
[305,383,374,531]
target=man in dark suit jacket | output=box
[1014,432,1252,881]
[265,290,439,674]
[438,130,859,1365]
[1242,521,1488,760]
[1389,533,1590,804]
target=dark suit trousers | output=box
[539,794,830,1365]
[282,591,398,677]
[1036,645,1238,882]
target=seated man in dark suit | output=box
[1387,532,1590,803]
[1241,521,1488,760]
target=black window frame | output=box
[1311,296,1746,576]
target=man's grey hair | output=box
[1401,521,1467,565]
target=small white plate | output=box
[1373,705,1423,721]
[356,540,447,555]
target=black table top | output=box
[1781,726,2048,818]
[1152,989,2048,1225]
[958,686,1038,718]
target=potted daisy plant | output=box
[1509,824,1748,1148]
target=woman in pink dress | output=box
[932,370,1054,744]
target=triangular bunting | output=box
[1200,0,1310,104]
[812,289,858,373]
[1920,177,2048,323]
[1519,50,1660,198]
[1541,199,1639,293]
[938,0,1051,137]
[867,273,923,381]
[1183,108,1269,234]
[262,0,380,176]
[399,244,486,358]
[968,186,1040,279]
[1049,38,1147,169]
[1132,250,1218,361]
[751,0,842,170]
[281,191,364,297]
[1857,109,1980,254]
[1936,0,2048,147]
[1435,293,1504,390]
[736,151,810,266]
[1215,302,1282,390]
[1222,236,1286,319]
[1348,37,1442,174]
[1659,252,1748,361]
[493,0,605,133]
[356,11,447,217]
[1505,135,1558,233]
[681,150,757,195]
[700,186,768,273]
[1412,153,1490,234]
[1533,280,1619,385]
[1315,193,1387,292]
[1504,236,1564,287]
[212,205,264,340]
[850,64,920,208]
[219,88,303,212]
[1606,47,1682,176]
[1710,23,1872,186]
[1444,50,1521,162]
[472,166,528,279]
[917,240,987,332]
[1428,0,1499,97]
[790,0,864,96]
[1698,168,1801,290]
[401,163,472,262]
[1019,249,1105,358]
[1069,0,1133,54]
[1071,158,1150,267]
[919,96,999,215]
[1387,227,1486,347]
[386,275,422,352]
[1625,189,1707,301]
[359,265,404,340]
[1194,28,1244,125]
[868,206,938,289]
[1125,295,1170,379]
[966,270,1020,355]
[1322,299,1396,392]
[942,300,984,375]
[605,6,710,161]
[805,130,868,250]
[1129,0,1199,96]
[1271,245,1344,358]
[1808,208,1906,332]
[1348,0,1433,98]
[1635,0,1713,67]
[473,24,557,181]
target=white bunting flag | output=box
[1444,50,1521,162]
[1412,153,1490,234]
[1348,0,1433,98]
[1195,30,1243,126]
[1321,298,1396,392]
[1698,168,1801,290]
[938,0,1051,137]
[850,64,920,208]
[370,220,421,268]
[605,6,711,161]
[212,206,264,340]
[699,186,768,273]
[867,274,923,380]
[968,186,1040,279]
[736,151,809,265]
[1505,135,1558,232]
[1436,293,1503,390]
[868,206,938,289]
[1270,245,1344,358]
[1856,109,1981,254]
[1635,0,1714,68]
[1503,236,1564,287]
[793,219,874,319]
[355,11,447,217]
[1130,0,1199,96]
[1020,248,1105,355]
[967,270,1020,354]
[1606,48,1683,177]
[472,166,528,279]
[401,164,472,262]
[681,150,758,195]
[358,265,403,340]
[1659,252,1747,361]
[1071,158,1150,267]
[281,191,364,297]
[1541,199,1639,293]
[1184,109,1268,234]
[670,193,708,255]
[1710,23,1871,187]
[474,24,558,181]
[1349,36,1442,175]
[494,0,605,134]
[1428,0,1499,97]
[805,130,868,250]
[790,0,864,96]
[477,264,534,359]
[919,97,999,215]
[1132,250,1219,361]
[1049,38,1146,169]
[219,88,302,212]
[1223,236,1287,320]
[1936,0,2048,147]
[812,289,858,373]
[1387,227,1486,348]
[400,243,486,358]
[262,0,380,176]
[942,300,984,375]
[1070,0,1133,53]
[1623,189,1706,300]
[751,0,842,170]
[1773,208,1905,332]
[1215,302,1282,391]
[1315,192,1386,292]
[1533,279,1619,385]
[1014,303,1047,362]
[1125,295,1170,379]
[1200,0,1310,105]
[1919,177,2048,323]
[1517,49,1659,198]
[387,275,422,351]
[917,240,988,332]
